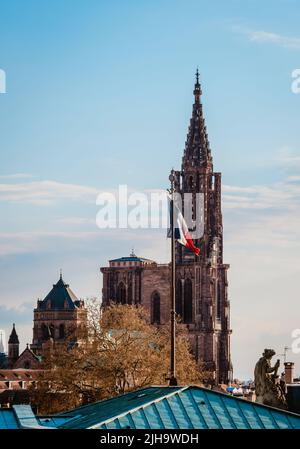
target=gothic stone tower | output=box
[173,71,232,384]
[101,73,232,385]
[31,274,87,355]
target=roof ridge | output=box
[89,386,188,429]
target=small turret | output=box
[8,323,19,368]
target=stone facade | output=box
[31,274,87,355]
[101,73,232,385]
[13,346,40,370]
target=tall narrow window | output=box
[151,292,160,324]
[117,282,126,304]
[59,324,65,339]
[49,324,55,339]
[183,278,193,323]
[41,324,48,340]
[216,282,221,319]
[176,279,183,317]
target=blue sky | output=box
[0,0,300,379]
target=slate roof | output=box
[39,275,78,310]
[57,386,300,430]
[8,324,19,344]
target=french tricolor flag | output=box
[168,202,200,256]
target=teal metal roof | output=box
[1,386,300,429]
[0,409,20,429]
[58,386,300,430]
[59,387,179,427]
[0,405,74,429]
[0,405,44,429]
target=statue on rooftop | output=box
[254,349,287,410]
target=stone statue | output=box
[254,349,287,410]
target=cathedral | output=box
[101,72,233,384]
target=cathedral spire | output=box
[182,70,212,169]
[193,67,201,102]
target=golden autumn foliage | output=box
[30,303,206,414]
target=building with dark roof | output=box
[30,273,87,354]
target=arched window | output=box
[59,324,65,339]
[24,361,30,369]
[151,292,160,324]
[189,175,193,191]
[183,278,193,323]
[176,279,183,317]
[117,282,126,304]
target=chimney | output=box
[284,362,295,384]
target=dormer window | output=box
[64,299,69,309]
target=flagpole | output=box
[169,169,177,386]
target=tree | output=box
[30,302,205,414]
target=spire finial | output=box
[196,67,199,84]
[130,248,136,257]
[193,68,201,101]
[60,268,62,280]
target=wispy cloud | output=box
[223,176,300,210]
[0,180,98,205]
[0,173,34,179]
[249,30,300,49]
[234,26,300,50]
[0,228,165,257]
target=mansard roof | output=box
[38,274,79,310]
